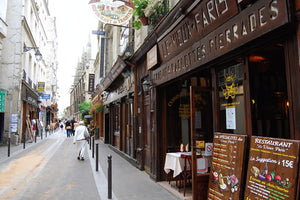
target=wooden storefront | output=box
[133,0,300,199]
[99,56,137,163]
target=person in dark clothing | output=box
[65,120,72,137]
[71,118,76,136]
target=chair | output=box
[180,153,192,196]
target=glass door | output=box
[190,86,213,200]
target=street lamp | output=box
[23,46,43,61]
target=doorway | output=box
[143,95,151,174]
[105,113,109,144]
[190,86,213,200]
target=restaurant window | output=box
[217,59,245,134]
[249,43,290,139]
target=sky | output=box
[51,0,98,115]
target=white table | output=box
[164,152,191,177]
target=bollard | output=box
[108,155,112,199]
[96,143,99,171]
[92,137,95,158]
[8,137,10,157]
[23,133,26,149]
[89,137,91,150]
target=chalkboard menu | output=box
[244,136,300,200]
[208,132,247,199]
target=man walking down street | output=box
[73,121,89,161]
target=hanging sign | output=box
[88,74,95,93]
[37,82,45,93]
[244,136,300,200]
[89,0,133,25]
[41,94,50,99]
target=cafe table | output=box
[164,152,192,178]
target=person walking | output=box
[59,120,64,134]
[65,120,72,137]
[73,121,89,161]
[71,117,76,136]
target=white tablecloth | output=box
[164,152,191,177]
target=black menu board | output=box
[208,132,247,200]
[244,136,300,200]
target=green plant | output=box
[133,0,150,30]
[95,104,104,113]
[78,101,92,119]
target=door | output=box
[190,86,213,200]
[144,95,151,173]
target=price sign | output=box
[208,133,247,199]
[244,136,300,200]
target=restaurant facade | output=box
[98,0,300,199]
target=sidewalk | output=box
[0,130,57,163]
[88,140,180,200]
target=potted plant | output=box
[133,0,150,30]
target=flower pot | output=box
[140,17,148,25]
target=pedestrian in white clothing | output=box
[73,121,89,161]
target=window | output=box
[249,44,290,139]
[217,59,245,134]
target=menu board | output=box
[244,136,300,200]
[208,132,247,200]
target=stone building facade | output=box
[0,0,58,144]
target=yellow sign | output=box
[196,140,205,148]
[37,82,45,93]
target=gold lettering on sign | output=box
[153,0,287,86]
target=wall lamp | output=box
[142,79,150,92]
[24,46,42,61]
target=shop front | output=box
[21,81,39,141]
[100,56,137,163]
[147,0,300,199]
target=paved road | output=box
[1,130,181,200]
[0,132,100,200]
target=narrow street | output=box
[0,131,100,200]
[0,131,181,200]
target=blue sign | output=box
[92,30,105,35]
[41,94,50,99]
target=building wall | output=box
[0,0,57,144]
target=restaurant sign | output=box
[244,136,300,200]
[208,132,247,199]
[89,0,133,25]
[153,0,288,86]
[88,74,95,93]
